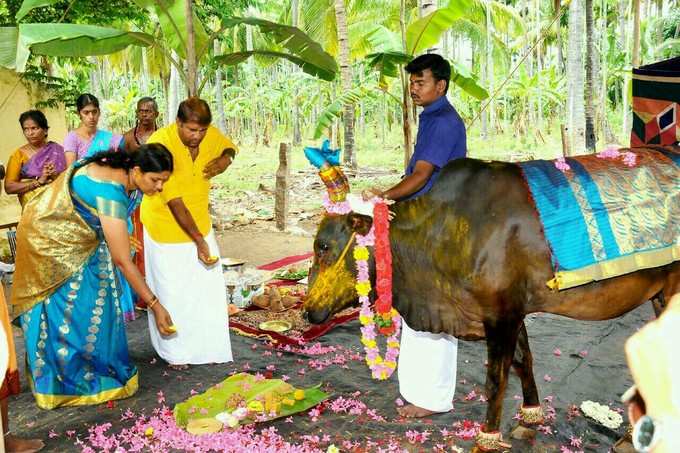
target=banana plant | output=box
[2,0,338,97]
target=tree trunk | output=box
[584,0,596,151]
[400,0,413,170]
[622,0,640,140]
[184,0,197,97]
[168,51,182,125]
[566,0,586,155]
[334,0,356,168]
[554,0,565,73]
[214,40,227,134]
[291,0,302,145]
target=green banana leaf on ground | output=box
[173,372,329,428]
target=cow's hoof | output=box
[474,430,512,452]
[510,424,536,440]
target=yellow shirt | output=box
[140,123,237,243]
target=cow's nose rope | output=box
[334,232,357,268]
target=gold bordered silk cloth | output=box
[10,166,99,317]
[519,147,680,290]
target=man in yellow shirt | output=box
[141,97,235,368]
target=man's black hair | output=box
[405,53,451,93]
[138,96,158,111]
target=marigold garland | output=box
[354,201,401,380]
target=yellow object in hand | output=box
[166,324,177,333]
[206,255,219,264]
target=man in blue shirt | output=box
[365,53,466,418]
[364,53,466,201]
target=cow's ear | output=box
[347,213,373,236]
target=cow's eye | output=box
[318,242,329,252]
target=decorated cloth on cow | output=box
[631,56,680,147]
[519,147,680,290]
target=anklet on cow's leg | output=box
[475,429,512,452]
[520,404,545,425]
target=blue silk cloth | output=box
[518,146,680,290]
[82,131,137,321]
[19,165,140,409]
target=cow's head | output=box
[304,212,374,324]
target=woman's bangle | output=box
[147,295,158,309]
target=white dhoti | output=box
[144,229,233,365]
[398,320,458,412]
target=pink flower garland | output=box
[354,201,401,380]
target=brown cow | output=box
[304,156,680,451]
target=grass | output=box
[214,121,567,197]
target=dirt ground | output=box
[6,221,648,453]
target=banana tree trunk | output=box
[334,0,356,168]
[584,0,596,151]
[400,0,413,170]
[566,0,585,155]
[214,40,227,133]
[185,0,197,97]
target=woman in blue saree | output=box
[11,145,175,409]
[64,93,136,321]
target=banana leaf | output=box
[15,0,61,21]
[132,0,208,61]
[450,59,488,100]
[215,50,336,81]
[173,373,329,428]
[1,24,152,72]
[221,17,337,80]
[406,1,470,55]
[313,87,373,139]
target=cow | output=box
[303,156,680,452]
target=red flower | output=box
[378,325,396,336]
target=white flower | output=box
[580,400,623,429]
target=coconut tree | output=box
[566,0,585,155]
[334,0,356,167]
[584,0,596,151]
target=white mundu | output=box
[144,229,233,365]
[398,320,458,412]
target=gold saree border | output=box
[29,372,138,410]
[10,166,99,318]
[547,244,680,290]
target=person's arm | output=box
[63,132,79,166]
[3,153,49,195]
[166,197,214,264]
[99,215,174,335]
[203,133,238,179]
[381,160,435,200]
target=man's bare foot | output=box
[168,364,189,371]
[397,404,445,418]
[4,434,45,453]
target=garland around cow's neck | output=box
[354,201,401,380]
[324,193,401,380]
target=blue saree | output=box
[17,164,139,409]
[82,130,137,321]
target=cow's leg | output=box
[474,318,521,452]
[651,290,666,318]
[509,322,543,440]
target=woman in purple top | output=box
[4,110,66,207]
[64,93,124,166]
